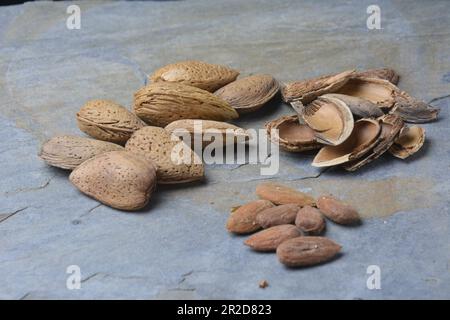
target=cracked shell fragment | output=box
[301,95,354,146]
[323,93,384,119]
[265,115,321,152]
[389,125,425,159]
[354,68,400,85]
[281,69,355,104]
[344,114,404,171]
[69,151,157,211]
[312,118,381,167]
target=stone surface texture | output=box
[0,0,449,299]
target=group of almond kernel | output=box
[227,182,360,268]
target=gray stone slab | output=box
[0,0,449,299]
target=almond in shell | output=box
[256,204,300,228]
[317,195,360,225]
[276,236,342,267]
[226,200,274,234]
[134,82,239,127]
[244,225,302,252]
[39,135,124,170]
[256,182,316,207]
[150,60,239,92]
[69,151,157,211]
[164,119,248,149]
[76,100,145,144]
[125,126,204,184]
[214,74,279,114]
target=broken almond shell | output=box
[265,115,321,152]
[312,118,381,167]
[389,125,425,159]
[302,95,354,146]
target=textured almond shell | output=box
[77,100,145,144]
[336,77,439,123]
[302,95,354,146]
[244,225,302,252]
[316,195,360,225]
[323,93,384,118]
[389,125,425,159]
[255,204,300,228]
[295,206,326,235]
[69,151,157,211]
[150,60,239,92]
[312,118,381,167]
[265,115,321,152]
[344,114,404,171]
[226,200,275,234]
[256,182,316,207]
[164,119,248,148]
[125,126,204,184]
[214,74,279,114]
[134,82,239,127]
[354,68,400,84]
[276,236,342,267]
[281,69,355,104]
[39,135,124,170]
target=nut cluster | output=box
[227,182,361,267]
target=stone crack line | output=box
[287,167,329,181]
[81,272,150,284]
[4,174,56,195]
[79,203,103,217]
[0,206,29,223]
[428,94,450,104]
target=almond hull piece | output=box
[133,82,239,127]
[323,93,384,119]
[265,115,321,152]
[344,114,404,171]
[281,69,355,104]
[354,68,400,85]
[316,195,360,225]
[256,182,316,207]
[276,237,342,267]
[214,74,279,114]
[244,225,302,252]
[389,125,425,159]
[312,118,381,167]
[336,77,439,123]
[302,95,354,146]
[226,200,275,234]
[69,151,157,211]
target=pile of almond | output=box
[38,60,436,212]
[227,182,360,267]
